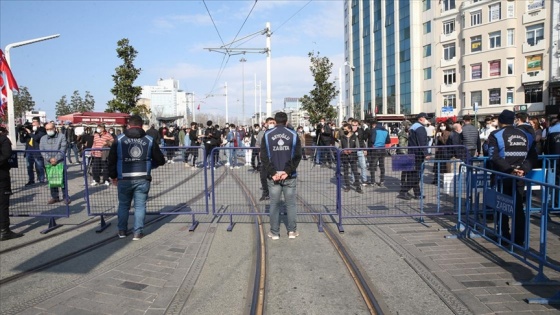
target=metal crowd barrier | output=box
[456,163,560,304]
[336,145,468,231]
[83,146,208,232]
[209,146,338,231]
[9,150,69,233]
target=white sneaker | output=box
[288,231,299,239]
[230,166,234,170]
[91,181,99,186]
[267,232,279,240]
[170,160,175,164]
[225,162,230,166]
[234,166,240,169]
[245,163,251,166]
[167,160,171,164]
[104,181,111,186]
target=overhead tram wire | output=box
[270,0,313,35]
[203,0,226,47]
[226,0,259,52]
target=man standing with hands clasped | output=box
[260,112,302,240]
[108,115,166,240]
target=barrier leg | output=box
[95,215,111,233]
[226,214,234,232]
[189,214,199,232]
[527,291,560,305]
[40,217,63,234]
[317,214,324,232]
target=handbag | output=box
[46,163,64,188]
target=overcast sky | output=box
[1,0,345,122]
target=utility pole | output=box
[240,57,246,125]
[265,22,272,118]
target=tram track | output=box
[0,169,227,287]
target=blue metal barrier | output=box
[9,150,69,233]
[457,164,560,304]
[83,146,209,232]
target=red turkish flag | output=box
[0,49,19,92]
[197,104,200,110]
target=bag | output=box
[46,163,64,188]
[391,154,415,171]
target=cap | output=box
[498,110,515,125]
[416,112,428,119]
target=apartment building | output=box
[550,0,560,110]
[140,78,190,125]
[345,0,551,122]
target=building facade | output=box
[140,78,190,125]
[345,0,551,122]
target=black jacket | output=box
[487,126,538,175]
[146,127,160,143]
[0,135,12,185]
[20,127,46,150]
[260,125,302,179]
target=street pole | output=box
[5,34,60,148]
[193,92,196,122]
[254,73,257,127]
[266,22,272,117]
[259,80,262,125]
[225,82,228,123]
[338,67,343,127]
[240,57,246,125]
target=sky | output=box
[0,0,345,122]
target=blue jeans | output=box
[267,178,297,235]
[117,179,151,234]
[66,143,80,163]
[26,152,45,182]
[228,148,238,166]
[351,151,368,183]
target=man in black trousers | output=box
[0,127,23,241]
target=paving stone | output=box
[141,277,167,288]
[120,281,149,291]
[462,280,497,288]
[477,294,517,303]
[66,297,122,314]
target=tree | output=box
[300,51,339,124]
[69,90,83,113]
[13,86,35,119]
[106,38,142,113]
[83,91,95,112]
[55,95,71,117]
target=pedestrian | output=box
[164,125,178,163]
[257,117,275,200]
[397,113,431,200]
[187,122,202,168]
[226,123,241,169]
[296,126,307,161]
[250,124,262,170]
[431,122,452,184]
[146,124,160,144]
[64,122,80,165]
[367,120,391,187]
[20,117,46,185]
[260,112,302,240]
[339,123,363,193]
[487,110,538,246]
[91,124,114,186]
[460,115,481,159]
[203,120,221,168]
[39,123,69,204]
[350,119,368,186]
[108,115,166,240]
[0,126,24,241]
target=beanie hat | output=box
[498,110,515,125]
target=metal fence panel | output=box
[84,146,209,216]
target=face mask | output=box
[46,130,55,137]
[363,124,368,129]
[440,126,446,131]
[320,121,325,125]
[255,128,260,132]
[268,124,275,130]
[109,131,114,134]
[96,128,102,133]
[32,126,37,131]
[343,130,349,135]
[225,125,229,128]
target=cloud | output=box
[151,13,212,32]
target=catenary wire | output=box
[202,0,226,47]
[270,0,313,35]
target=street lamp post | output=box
[240,57,246,125]
[5,34,60,148]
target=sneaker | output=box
[132,233,144,241]
[377,182,385,187]
[396,193,411,200]
[356,187,364,194]
[225,162,230,167]
[259,195,270,201]
[75,161,81,165]
[366,181,375,186]
[267,231,279,240]
[234,166,240,169]
[230,166,234,170]
[91,181,99,187]
[104,181,111,186]
[412,195,426,200]
[361,182,368,186]
[167,160,171,164]
[170,160,175,164]
[288,231,299,239]
[47,198,61,205]
[25,181,35,186]
[343,186,350,192]
[117,230,127,239]
[184,163,192,168]
[64,198,72,205]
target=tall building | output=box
[549,0,560,110]
[345,0,551,121]
[140,78,190,125]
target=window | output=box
[443,20,455,35]
[443,0,456,11]
[443,94,456,108]
[507,1,514,18]
[507,29,514,46]
[443,43,456,60]
[423,44,432,57]
[506,88,514,104]
[423,0,431,11]
[489,31,501,49]
[471,91,482,108]
[471,63,482,79]
[424,90,432,103]
[526,24,544,46]
[507,58,514,75]
[471,36,482,52]
[489,60,501,77]
[471,10,482,26]
[443,69,456,85]
[423,21,431,34]
[400,50,410,62]
[524,84,543,103]
[489,88,501,105]
[424,67,432,79]
[489,3,501,22]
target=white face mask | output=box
[440,126,446,131]
[96,128,102,133]
[109,130,114,134]
[268,124,275,130]
[32,126,37,131]
[363,124,368,129]
[46,130,55,137]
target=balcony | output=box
[440,31,457,43]
[440,57,457,68]
[522,40,546,53]
[523,8,546,24]
[440,83,457,93]
[522,70,546,84]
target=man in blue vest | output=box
[108,115,166,240]
[367,120,391,186]
[261,112,302,240]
